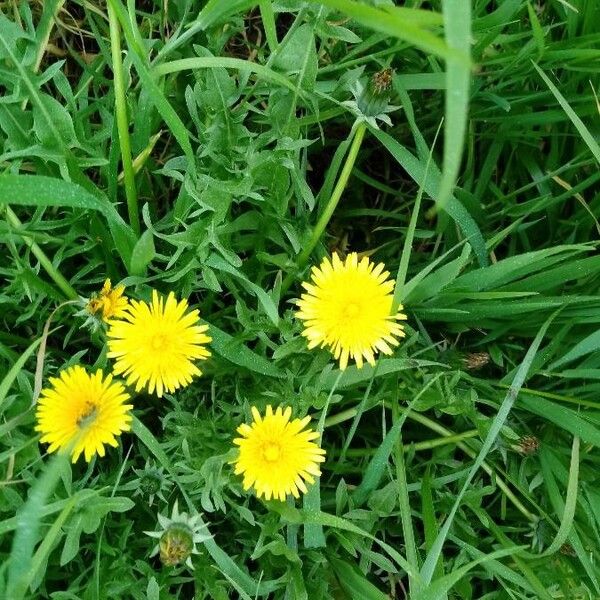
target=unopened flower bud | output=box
[517,435,540,455]
[159,525,194,567]
[358,68,395,117]
[462,352,490,370]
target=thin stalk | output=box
[303,371,344,548]
[392,392,420,596]
[5,207,78,300]
[392,119,443,311]
[300,122,366,267]
[107,1,140,236]
[331,430,480,456]
[281,121,367,293]
[318,371,344,441]
[498,383,600,410]
[337,364,378,465]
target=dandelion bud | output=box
[159,525,195,567]
[141,472,163,496]
[132,461,171,506]
[462,352,490,370]
[517,435,540,455]
[370,67,394,95]
[358,68,395,117]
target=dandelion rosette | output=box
[233,405,326,501]
[107,290,211,397]
[35,365,133,463]
[296,252,407,369]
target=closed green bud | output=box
[358,68,394,117]
[159,525,195,567]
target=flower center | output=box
[345,302,360,318]
[263,443,281,462]
[151,333,167,350]
[77,402,97,428]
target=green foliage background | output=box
[1,0,600,598]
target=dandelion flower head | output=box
[107,290,211,397]
[35,365,132,463]
[87,279,129,321]
[296,252,406,369]
[233,405,326,501]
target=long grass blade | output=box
[419,311,556,584]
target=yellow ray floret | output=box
[296,252,407,370]
[233,405,326,502]
[87,279,129,321]
[35,365,132,463]
[107,290,211,397]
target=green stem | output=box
[300,121,366,266]
[497,383,600,410]
[392,395,420,596]
[338,364,378,465]
[392,119,443,311]
[281,121,367,293]
[5,207,78,300]
[107,1,140,236]
[332,430,480,456]
[303,371,344,548]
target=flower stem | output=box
[392,396,420,596]
[107,1,140,236]
[5,206,78,300]
[281,121,366,293]
[303,370,344,548]
[331,430,480,456]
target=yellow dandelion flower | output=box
[296,252,407,370]
[87,279,129,321]
[35,365,132,463]
[107,290,211,397]
[233,405,326,501]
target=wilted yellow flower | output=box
[296,252,406,370]
[107,290,211,397]
[145,500,211,570]
[35,366,132,463]
[233,405,326,501]
[87,279,129,321]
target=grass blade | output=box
[0,337,41,412]
[0,175,136,268]
[419,311,556,584]
[533,62,600,165]
[540,436,580,556]
[435,0,472,213]
[153,57,302,96]
[106,0,196,175]
[393,120,443,308]
[307,0,457,61]
[371,128,488,266]
[107,1,139,236]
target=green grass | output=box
[1,0,600,598]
